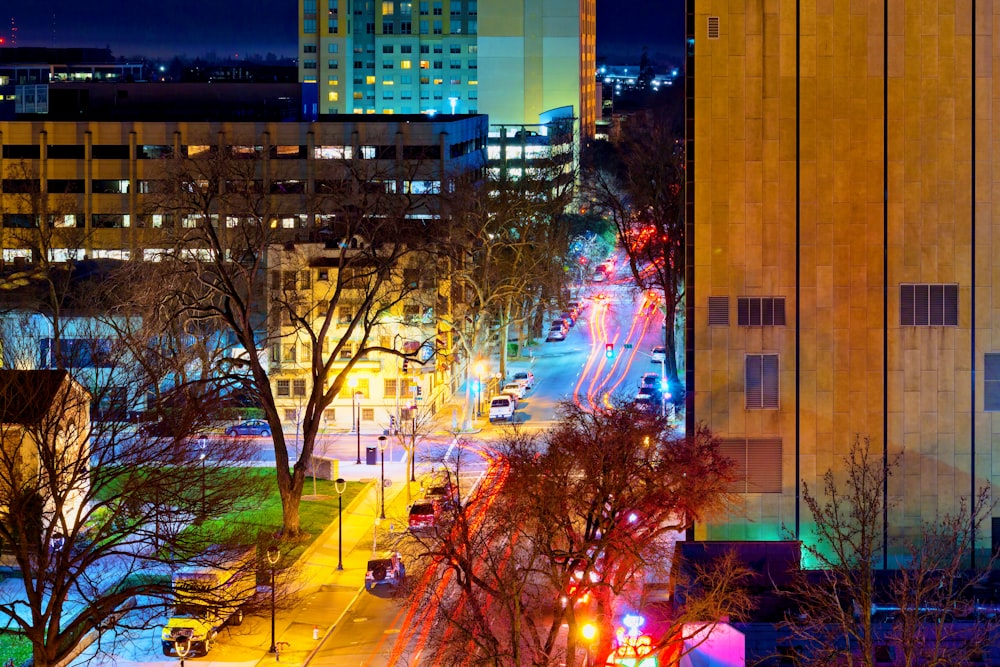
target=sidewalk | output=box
[248,459,420,667]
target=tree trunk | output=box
[662,290,681,390]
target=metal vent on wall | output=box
[707,16,720,39]
[718,437,782,494]
[737,297,786,326]
[708,296,729,325]
[899,284,958,326]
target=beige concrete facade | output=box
[692,2,999,563]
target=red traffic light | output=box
[605,343,614,359]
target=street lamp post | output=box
[474,361,484,417]
[335,477,347,570]
[349,377,360,463]
[197,436,207,512]
[266,545,280,653]
[355,391,364,462]
[378,435,387,519]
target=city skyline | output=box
[3,0,683,63]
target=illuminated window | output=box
[366,75,376,84]
[382,1,394,14]
[400,60,412,69]
[419,60,430,69]
[354,92,363,99]
[382,79,394,85]
[328,91,339,101]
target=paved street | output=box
[67,283,666,667]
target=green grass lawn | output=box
[0,470,365,665]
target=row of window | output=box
[709,286,959,327]
[275,376,419,401]
[306,18,477,36]
[1,143,460,162]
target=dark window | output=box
[1,179,38,193]
[47,179,85,193]
[47,144,86,159]
[91,145,130,159]
[5,213,38,228]
[737,297,786,326]
[746,354,779,409]
[900,283,958,326]
[2,145,40,159]
[985,354,1000,411]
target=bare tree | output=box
[438,167,573,427]
[584,110,686,396]
[404,402,741,666]
[148,144,443,538]
[0,278,266,667]
[780,435,998,667]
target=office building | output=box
[297,0,596,138]
[689,4,1000,565]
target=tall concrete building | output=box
[689,3,1000,565]
[297,0,595,137]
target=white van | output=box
[489,395,515,422]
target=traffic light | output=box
[605,343,614,359]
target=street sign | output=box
[383,479,392,488]
[623,343,633,349]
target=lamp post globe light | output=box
[266,545,280,653]
[378,435,387,519]
[335,477,347,570]
[174,636,192,667]
[581,622,598,667]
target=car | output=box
[365,552,405,591]
[501,382,525,400]
[639,372,661,393]
[591,272,606,283]
[559,311,576,326]
[512,371,535,391]
[651,346,667,364]
[224,419,271,437]
[424,476,458,507]
[408,500,441,530]
[551,319,570,332]
[635,391,657,413]
[489,395,516,421]
[546,329,566,342]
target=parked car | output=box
[551,319,571,332]
[489,395,516,421]
[225,419,271,437]
[651,346,667,363]
[546,329,566,342]
[635,391,657,413]
[512,371,535,391]
[559,311,576,326]
[501,382,525,400]
[591,272,606,283]
[408,500,441,531]
[365,552,405,591]
[639,372,661,394]
[424,475,458,508]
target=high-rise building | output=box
[689,4,1000,565]
[298,0,595,137]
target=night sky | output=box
[3,0,684,64]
